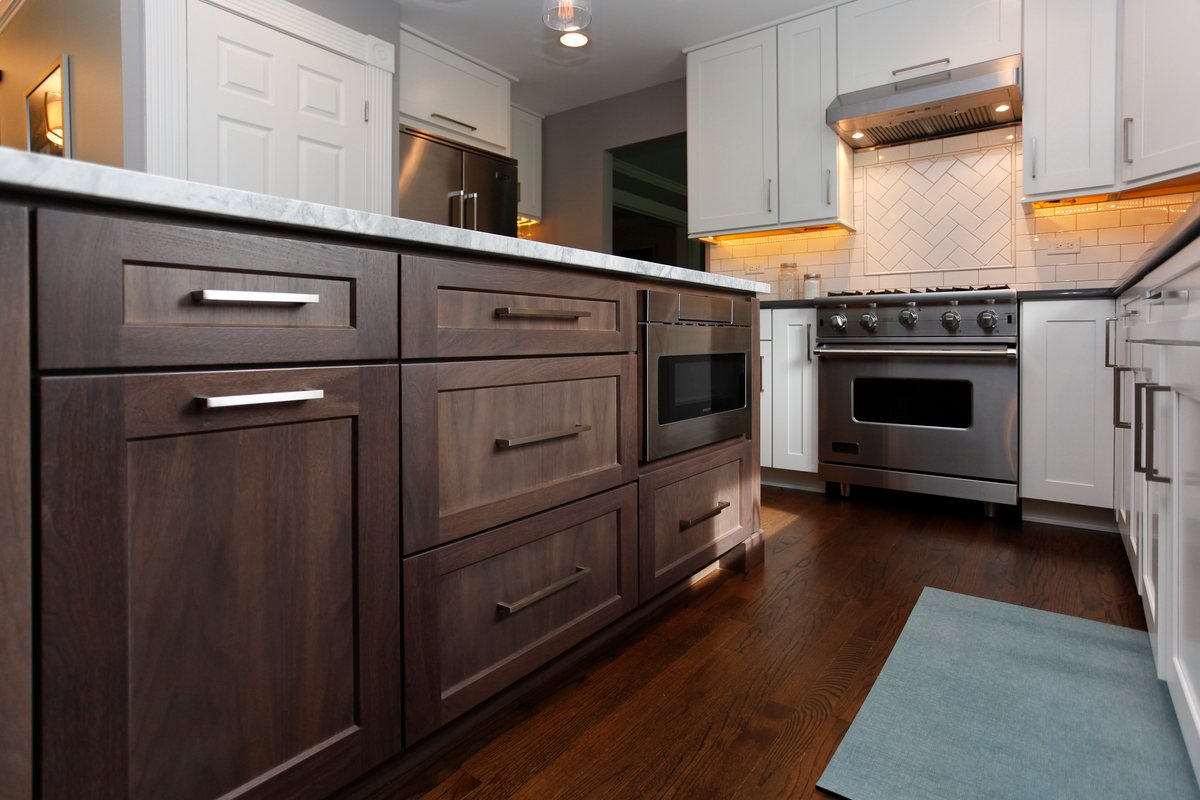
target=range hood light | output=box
[851,131,865,140]
[994,103,1011,113]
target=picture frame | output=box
[25,55,72,158]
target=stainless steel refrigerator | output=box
[398,128,518,236]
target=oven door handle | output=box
[814,346,1018,359]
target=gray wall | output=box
[0,0,125,166]
[533,79,687,253]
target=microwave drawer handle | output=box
[495,424,591,450]
[191,289,320,305]
[497,566,591,617]
[680,500,731,531]
[814,347,1017,359]
[199,389,324,409]
[495,307,592,320]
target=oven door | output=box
[643,323,752,461]
[816,344,1018,482]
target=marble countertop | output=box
[0,148,768,294]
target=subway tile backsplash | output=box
[709,126,1198,298]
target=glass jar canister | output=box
[803,272,822,299]
[779,263,800,299]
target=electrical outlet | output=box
[1050,237,1081,255]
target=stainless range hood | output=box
[826,55,1022,149]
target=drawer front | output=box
[404,484,638,742]
[37,210,397,368]
[402,355,638,553]
[639,439,752,600]
[401,255,636,358]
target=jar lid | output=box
[780,262,798,268]
[805,272,820,279]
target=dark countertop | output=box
[1017,288,1116,301]
[761,299,816,309]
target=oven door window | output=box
[658,353,747,425]
[853,377,973,428]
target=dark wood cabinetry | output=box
[638,439,754,600]
[404,484,639,742]
[36,210,398,369]
[402,355,638,553]
[39,366,402,800]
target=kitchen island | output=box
[0,148,766,800]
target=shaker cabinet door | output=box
[39,366,402,800]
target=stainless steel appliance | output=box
[398,128,518,236]
[640,290,753,461]
[814,286,1019,508]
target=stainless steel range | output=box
[814,286,1019,511]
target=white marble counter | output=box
[0,148,767,294]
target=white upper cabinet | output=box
[1021,0,1117,198]
[686,28,778,235]
[837,0,1021,93]
[398,28,511,155]
[510,105,543,221]
[777,10,853,229]
[1121,0,1200,184]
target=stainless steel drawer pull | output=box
[199,389,324,410]
[1145,385,1172,484]
[1133,381,1152,474]
[679,500,731,531]
[1104,317,1118,367]
[431,112,478,132]
[497,566,591,616]
[892,57,950,76]
[494,307,592,320]
[495,424,592,450]
[1113,367,1133,430]
[191,289,320,305]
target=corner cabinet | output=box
[686,28,778,235]
[511,105,543,221]
[1021,0,1117,198]
[836,0,1021,93]
[770,308,819,473]
[1019,299,1115,508]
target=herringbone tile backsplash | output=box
[708,125,1197,298]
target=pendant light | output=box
[543,0,591,32]
[44,92,64,147]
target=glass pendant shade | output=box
[543,0,591,32]
[44,92,64,147]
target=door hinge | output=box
[364,101,370,123]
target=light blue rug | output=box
[817,587,1200,800]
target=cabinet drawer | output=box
[402,355,637,552]
[639,439,753,600]
[37,210,398,368]
[404,484,638,742]
[401,255,636,358]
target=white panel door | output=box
[187,0,370,211]
[771,309,818,473]
[777,10,852,229]
[837,0,1021,93]
[510,106,543,220]
[1019,299,1115,506]
[1022,0,1117,197]
[1121,0,1200,183]
[760,339,773,468]
[686,29,778,235]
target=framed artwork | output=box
[25,55,72,158]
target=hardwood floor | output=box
[371,485,1145,800]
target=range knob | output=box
[977,309,999,330]
[830,313,848,331]
[899,307,919,327]
[859,312,878,331]
[941,310,962,331]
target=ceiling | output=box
[394,0,830,116]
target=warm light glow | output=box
[994,104,1011,113]
[517,215,541,227]
[851,131,865,140]
[44,91,64,147]
[1006,134,1014,140]
[543,0,591,32]
[560,31,589,47]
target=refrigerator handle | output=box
[466,192,479,230]
[448,189,465,228]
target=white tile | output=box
[941,132,980,152]
[1076,210,1122,229]
[1056,263,1099,282]
[908,139,943,157]
[1079,245,1123,263]
[1121,208,1168,226]
[1017,266,1057,283]
[1121,242,1152,261]
[1098,227,1142,246]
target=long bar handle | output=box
[432,112,478,132]
[1030,138,1037,181]
[495,424,591,450]
[1123,118,1134,164]
[199,389,324,410]
[1104,317,1118,367]
[1134,381,1152,474]
[766,178,772,213]
[466,192,479,230]
[806,323,813,363]
[680,500,731,531]
[495,307,592,320]
[825,169,832,206]
[760,355,765,393]
[1113,367,1132,429]
[815,347,1017,359]
[1145,385,1171,484]
[893,57,950,76]
[191,289,319,305]
[448,189,466,228]
[497,566,590,616]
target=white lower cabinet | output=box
[770,308,818,473]
[1019,299,1115,507]
[760,310,773,468]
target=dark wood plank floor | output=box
[372,485,1145,800]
